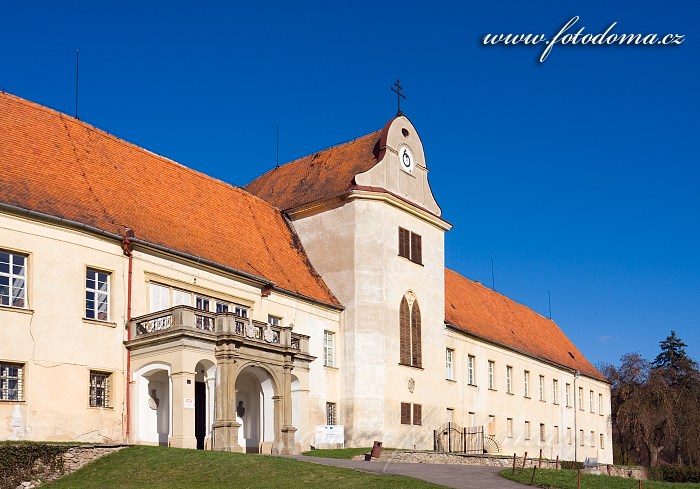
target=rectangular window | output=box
[488,415,495,436]
[0,362,24,401]
[401,402,411,424]
[323,331,335,367]
[506,366,512,394]
[539,423,545,442]
[326,402,336,425]
[0,251,27,308]
[525,421,531,440]
[600,433,605,449]
[589,390,594,412]
[567,427,572,445]
[85,269,109,321]
[579,429,584,446]
[506,418,513,438]
[599,393,603,415]
[554,425,559,444]
[268,315,281,326]
[524,370,530,397]
[413,403,422,425]
[468,412,476,427]
[445,348,454,380]
[591,430,595,447]
[215,301,230,313]
[149,283,169,312]
[89,371,111,408]
[539,375,545,401]
[398,227,422,265]
[468,355,475,385]
[195,295,211,312]
[446,408,453,422]
[565,383,571,407]
[488,361,495,389]
[234,305,248,318]
[172,288,192,307]
[578,387,584,410]
[552,379,559,404]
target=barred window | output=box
[89,371,111,408]
[86,269,110,321]
[324,331,335,367]
[0,362,23,401]
[0,251,27,308]
[326,402,336,425]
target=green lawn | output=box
[43,446,445,489]
[500,468,700,488]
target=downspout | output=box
[573,370,579,463]
[122,232,134,442]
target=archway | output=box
[235,366,277,453]
[134,363,171,446]
[194,360,216,449]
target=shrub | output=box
[560,460,584,470]
[647,465,700,483]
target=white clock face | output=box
[399,145,415,173]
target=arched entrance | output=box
[235,366,276,453]
[194,360,216,450]
[134,363,171,446]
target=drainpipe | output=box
[573,370,579,463]
[122,232,134,442]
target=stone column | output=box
[169,370,197,449]
[212,348,244,452]
[280,364,297,455]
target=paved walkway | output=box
[288,455,525,489]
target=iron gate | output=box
[434,422,484,454]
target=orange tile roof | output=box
[0,92,340,308]
[244,129,383,211]
[445,268,606,382]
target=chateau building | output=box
[0,92,611,462]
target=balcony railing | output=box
[130,306,309,353]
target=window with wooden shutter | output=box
[412,403,422,425]
[410,233,422,264]
[149,283,170,312]
[400,402,411,424]
[398,228,410,258]
[411,300,422,367]
[399,297,411,365]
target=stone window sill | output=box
[83,318,117,328]
[0,305,34,315]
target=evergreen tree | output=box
[652,331,697,384]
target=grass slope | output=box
[43,446,445,489]
[301,447,380,459]
[500,468,700,488]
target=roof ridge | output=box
[0,90,255,202]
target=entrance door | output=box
[195,381,206,449]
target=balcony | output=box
[126,306,309,354]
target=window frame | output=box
[589,390,594,413]
[524,370,530,398]
[565,383,571,407]
[506,365,513,394]
[467,355,475,385]
[268,315,281,326]
[85,268,110,322]
[525,421,531,440]
[506,417,513,438]
[539,375,545,401]
[445,348,454,380]
[89,370,112,408]
[0,362,24,402]
[488,361,495,390]
[326,402,336,425]
[323,331,335,367]
[398,227,422,265]
[0,250,28,309]
[552,379,559,405]
[599,393,603,415]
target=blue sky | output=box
[1,1,697,367]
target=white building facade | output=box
[0,92,612,462]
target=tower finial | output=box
[391,79,406,116]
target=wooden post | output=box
[530,466,537,486]
[538,448,542,468]
[639,479,643,489]
[522,451,528,470]
[555,455,559,469]
[512,453,517,475]
[577,469,581,489]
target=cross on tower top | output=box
[391,79,406,116]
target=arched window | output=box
[399,292,422,368]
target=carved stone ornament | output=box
[148,389,160,410]
[408,378,415,393]
[245,321,255,338]
[263,325,274,343]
